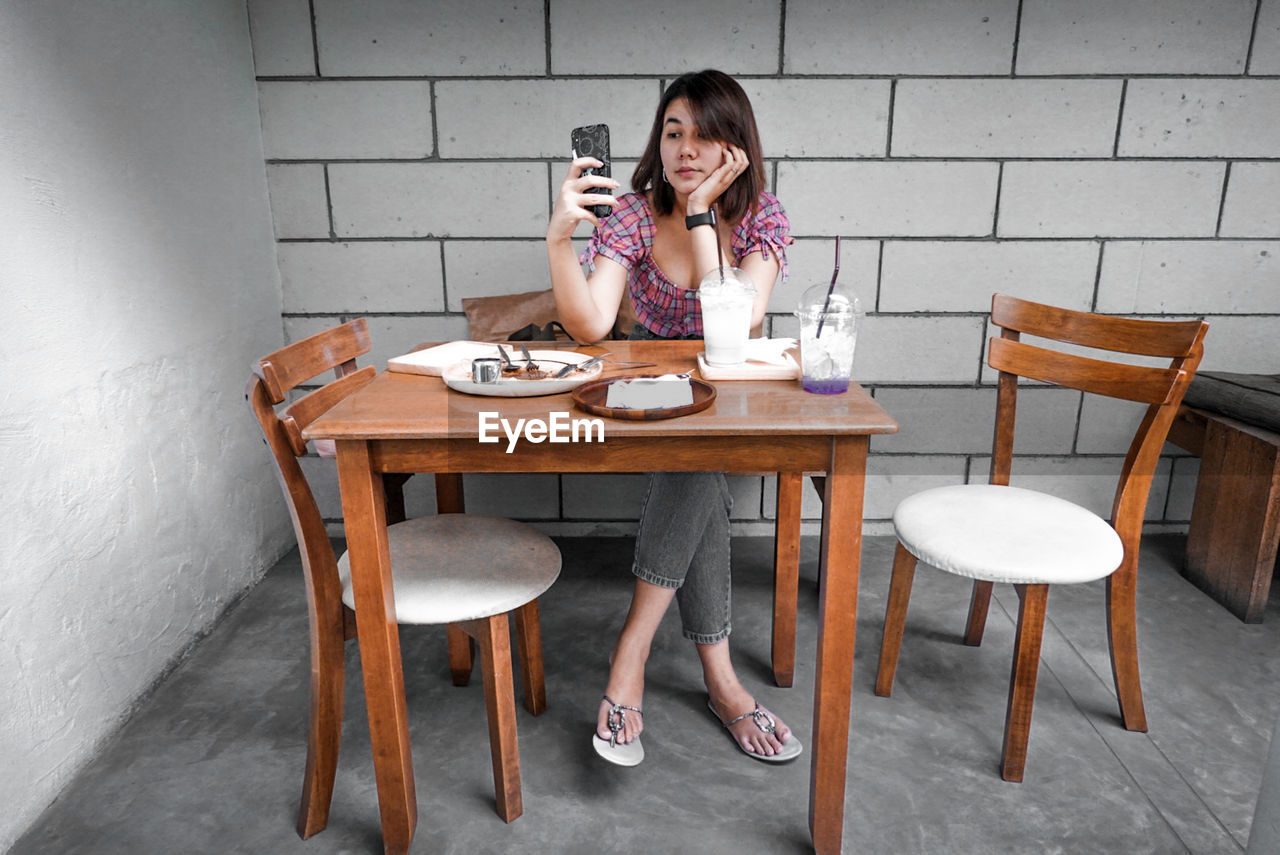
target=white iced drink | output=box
[699,268,756,366]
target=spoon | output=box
[496,344,524,375]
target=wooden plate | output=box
[571,375,717,420]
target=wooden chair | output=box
[283,324,476,688]
[246,318,560,834]
[873,294,1208,782]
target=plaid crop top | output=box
[579,191,792,339]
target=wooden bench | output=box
[1167,405,1280,623]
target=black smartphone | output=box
[571,124,612,219]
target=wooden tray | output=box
[572,375,717,420]
[696,351,800,380]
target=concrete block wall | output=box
[249,0,1280,535]
[2,3,290,848]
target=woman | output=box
[546,70,799,766]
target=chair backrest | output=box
[246,319,375,628]
[986,294,1209,548]
[253,317,372,405]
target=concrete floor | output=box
[10,534,1279,855]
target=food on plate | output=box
[501,362,554,380]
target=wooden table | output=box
[303,339,897,854]
[1168,404,1280,623]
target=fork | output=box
[554,352,612,378]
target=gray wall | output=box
[250,0,1280,536]
[0,1,291,847]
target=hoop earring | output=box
[662,168,669,183]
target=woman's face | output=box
[659,97,727,198]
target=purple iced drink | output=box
[802,375,850,395]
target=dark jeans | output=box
[628,323,734,643]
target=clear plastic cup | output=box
[699,267,756,366]
[795,282,860,394]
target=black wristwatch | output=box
[685,209,717,230]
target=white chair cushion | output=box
[893,484,1124,586]
[337,514,561,625]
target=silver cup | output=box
[471,357,503,383]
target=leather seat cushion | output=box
[338,514,561,624]
[894,484,1124,586]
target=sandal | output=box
[708,699,803,763]
[592,694,645,767]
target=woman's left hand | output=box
[686,144,749,215]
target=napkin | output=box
[387,341,501,376]
[605,374,695,409]
[743,337,798,365]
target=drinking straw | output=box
[815,235,842,338]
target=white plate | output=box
[442,350,603,397]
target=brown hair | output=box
[632,69,766,229]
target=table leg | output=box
[336,441,417,855]
[1183,419,1280,623]
[434,472,465,514]
[809,436,868,855]
[772,472,803,687]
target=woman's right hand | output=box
[685,143,749,216]
[547,157,620,242]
